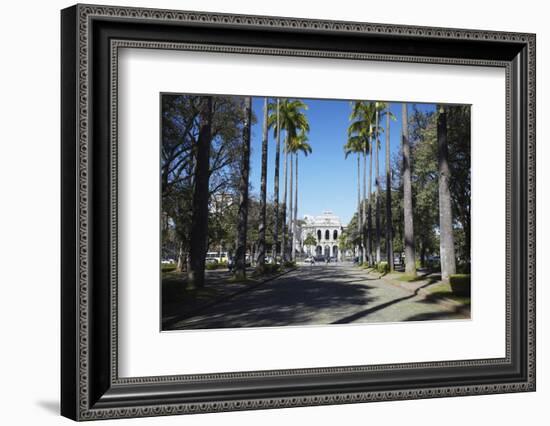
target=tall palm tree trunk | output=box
[187,96,213,289]
[256,97,269,273]
[273,99,281,262]
[401,103,416,276]
[288,148,294,261]
[234,97,252,280]
[375,109,381,264]
[281,137,288,262]
[367,133,373,266]
[357,154,362,261]
[437,106,456,280]
[293,154,299,260]
[362,150,367,264]
[385,105,394,271]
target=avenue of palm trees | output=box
[161,94,471,291]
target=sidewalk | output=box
[162,266,296,329]
[362,268,471,315]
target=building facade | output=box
[297,210,344,259]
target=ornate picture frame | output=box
[61,3,535,421]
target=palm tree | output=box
[234,97,252,280]
[385,103,397,271]
[187,96,213,289]
[275,99,310,261]
[437,105,456,280]
[374,102,382,265]
[344,137,363,260]
[267,99,281,262]
[348,101,376,264]
[255,97,269,274]
[401,103,416,276]
[290,131,312,259]
[344,127,367,263]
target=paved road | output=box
[167,262,468,330]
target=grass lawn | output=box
[423,281,471,306]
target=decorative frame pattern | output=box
[61,3,536,421]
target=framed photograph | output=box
[61,3,536,421]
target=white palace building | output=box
[296,210,346,260]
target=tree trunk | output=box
[293,153,299,262]
[273,99,281,262]
[176,242,185,273]
[375,108,381,264]
[385,106,394,271]
[256,97,269,273]
[234,97,252,280]
[357,154,362,263]
[437,106,457,280]
[402,103,416,276]
[362,149,367,264]
[367,132,373,266]
[187,96,213,289]
[281,136,288,262]
[288,149,294,261]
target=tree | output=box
[344,134,365,262]
[275,99,310,260]
[268,99,282,262]
[348,101,376,264]
[255,97,269,273]
[402,103,416,276]
[234,97,253,280]
[304,233,317,254]
[289,131,312,259]
[385,103,396,271]
[437,105,457,280]
[374,103,382,264]
[187,96,213,289]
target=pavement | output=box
[164,262,469,331]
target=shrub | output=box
[449,274,471,297]
[264,264,281,274]
[377,261,389,274]
[205,262,218,270]
[283,260,296,268]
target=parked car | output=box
[206,251,228,263]
[314,255,326,262]
[161,258,175,264]
[304,256,315,264]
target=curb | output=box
[163,266,298,329]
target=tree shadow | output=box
[403,304,469,321]
[166,269,378,330]
[330,280,436,324]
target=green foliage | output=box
[205,263,218,270]
[263,264,281,274]
[303,233,317,247]
[449,274,471,296]
[283,260,296,268]
[377,261,389,273]
[161,263,177,273]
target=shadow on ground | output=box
[165,268,377,330]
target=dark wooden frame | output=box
[61,3,536,421]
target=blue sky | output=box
[248,98,436,225]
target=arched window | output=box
[317,230,322,241]
[325,230,330,240]
[333,230,338,240]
